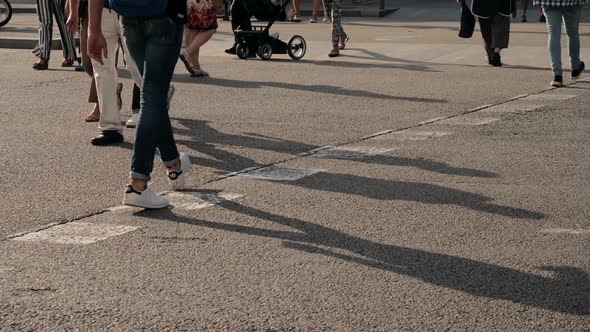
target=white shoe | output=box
[167,84,176,112]
[126,112,139,128]
[309,16,317,23]
[167,152,192,190]
[122,185,169,209]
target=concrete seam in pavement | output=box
[3,78,586,242]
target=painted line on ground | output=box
[12,222,139,245]
[480,103,546,114]
[438,117,500,126]
[372,130,452,141]
[310,146,396,160]
[522,94,577,101]
[166,192,243,211]
[236,167,324,181]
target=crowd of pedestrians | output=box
[27,0,587,208]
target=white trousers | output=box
[91,9,142,133]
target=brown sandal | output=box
[179,52,197,76]
[84,108,100,122]
[33,59,48,70]
[62,59,75,67]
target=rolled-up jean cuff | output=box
[130,171,150,181]
[162,156,180,168]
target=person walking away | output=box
[323,0,348,57]
[88,0,192,208]
[461,0,512,67]
[534,0,587,87]
[180,0,218,77]
[33,0,78,70]
[88,0,143,145]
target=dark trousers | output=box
[230,0,281,33]
[479,14,510,56]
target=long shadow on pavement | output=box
[173,77,445,102]
[137,194,587,315]
[171,118,496,178]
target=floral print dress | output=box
[187,0,219,31]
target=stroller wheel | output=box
[287,35,306,60]
[257,44,273,61]
[236,42,250,59]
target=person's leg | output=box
[80,14,100,120]
[186,28,216,70]
[329,0,343,56]
[293,0,300,21]
[53,0,77,62]
[32,0,53,65]
[563,4,582,72]
[491,14,510,53]
[478,17,493,62]
[121,16,183,183]
[543,6,564,77]
[92,9,124,141]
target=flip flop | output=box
[179,52,197,76]
[192,69,209,77]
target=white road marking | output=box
[166,191,243,211]
[372,130,452,141]
[311,146,396,160]
[106,205,136,213]
[12,222,139,245]
[481,103,545,113]
[522,94,577,101]
[419,117,446,125]
[539,228,590,235]
[237,167,323,181]
[439,117,499,126]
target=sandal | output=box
[33,59,48,70]
[84,107,100,122]
[179,52,197,76]
[339,34,349,50]
[192,69,209,77]
[62,59,75,67]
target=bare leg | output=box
[185,29,216,71]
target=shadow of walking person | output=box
[137,194,587,316]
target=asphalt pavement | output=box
[0,3,589,331]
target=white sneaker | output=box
[122,185,169,209]
[309,16,317,23]
[167,152,192,190]
[167,84,176,112]
[126,112,139,128]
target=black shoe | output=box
[540,14,546,23]
[551,75,563,87]
[571,61,585,80]
[225,45,237,54]
[91,130,124,146]
[491,52,502,67]
[521,15,527,22]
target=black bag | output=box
[458,3,476,39]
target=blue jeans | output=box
[542,5,582,77]
[119,16,183,181]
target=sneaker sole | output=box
[551,82,563,87]
[122,199,169,209]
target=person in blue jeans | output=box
[87,0,192,209]
[534,0,587,87]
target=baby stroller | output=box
[233,0,306,60]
